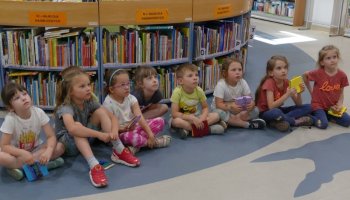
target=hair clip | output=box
[109,69,123,86]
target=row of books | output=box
[253,0,295,18]
[194,22,240,58]
[0,28,98,67]
[5,71,99,107]
[102,26,189,64]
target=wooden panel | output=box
[0,2,98,27]
[293,0,306,26]
[100,0,192,25]
[193,0,252,22]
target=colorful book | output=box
[289,76,303,93]
[191,120,209,137]
[234,96,252,110]
[328,106,347,117]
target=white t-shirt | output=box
[103,94,138,126]
[0,106,50,151]
[211,78,251,109]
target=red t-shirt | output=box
[307,68,349,110]
[257,78,289,112]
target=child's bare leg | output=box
[90,108,111,133]
[32,143,65,161]
[207,112,220,125]
[143,104,168,119]
[239,111,250,121]
[171,118,192,131]
[228,113,249,128]
[0,151,21,168]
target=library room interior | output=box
[0,0,350,199]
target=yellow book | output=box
[328,106,347,117]
[289,76,303,93]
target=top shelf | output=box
[0,1,99,27]
[0,0,253,27]
[193,0,253,22]
[99,0,192,25]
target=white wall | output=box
[310,0,334,27]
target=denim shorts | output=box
[57,123,100,156]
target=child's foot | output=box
[219,120,228,130]
[47,157,65,170]
[89,164,108,188]
[209,124,225,134]
[179,129,189,139]
[270,120,290,132]
[295,116,313,126]
[6,168,24,181]
[155,135,172,148]
[248,118,266,129]
[111,148,141,167]
[127,146,140,155]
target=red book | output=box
[191,120,209,137]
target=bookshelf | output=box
[0,1,100,110]
[0,0,253,109]
[251,0,306,26]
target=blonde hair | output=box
[317,45,340,68]
[134,66,158,90]
[221,57,243,81]
[255,55,289,103]
[55,69,90,108]
[175,63,197,78]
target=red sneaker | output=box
[111,148,141,167]
[89,164,108,188]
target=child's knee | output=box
[315,119,328,129]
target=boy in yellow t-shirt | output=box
[170,63,226,139]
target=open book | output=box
[289,76,304,93]
[191,120,209,137]
[328,106,347,117]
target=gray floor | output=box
[1,19,350,200]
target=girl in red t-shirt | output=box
[255,55,313,132]
[303,45,350,129]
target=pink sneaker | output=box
[89,164,108,188]
[111,148,141,167]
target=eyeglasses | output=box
[113,82,130,88]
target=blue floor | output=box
[0,38,317,199]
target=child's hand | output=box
[299,83,305,93]
[331,104,342,113]
[147,134,156,148]
[230,103,242,114]
[192,116,204,129]
[39,150,52,165]
[20,151,35,165]
[109,132,119,141]
[286,87,297,97]
[246,101,255,111]
[98,133,110,143]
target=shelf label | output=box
[214,4,233,18]
[136,8,169,23]
[29,11,67,26]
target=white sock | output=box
[111,139,125,154]
[87,156,99,169]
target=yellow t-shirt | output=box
[170,86,206,114]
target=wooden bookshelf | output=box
[193,0,252,22]
[0,1,98,27]
[99,0,192,26]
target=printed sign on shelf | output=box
[136,8,169,23]
[29,11,67,26]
